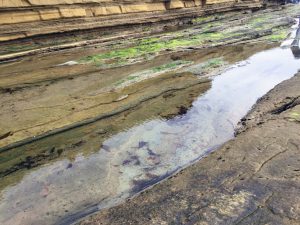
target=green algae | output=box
[192,15,215,24]
[80,29,237,67]
[4,45,33,53]
[200,21,223,32]
[79,6,296,68]
[202,58,225,69]
[192,12,226,24]
[114,60,192,87]
[185,57,226,76]
[151,60,192,72]
[249,16,270,26]
[265,28,289,42]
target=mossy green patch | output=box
[192,15,215,24]
[265,28,289,42]
[80,32,230,66]
[202,58,225,69]
[151,60,191,73]
[192,13,225,24]
[201,21,223,30]
[248,13,273,26]
[114,60,192,87]
[5,45,33,53]
[249,17,265,25]
[115,75,139,85]
[186,57,226,75]
[78,8,294,67]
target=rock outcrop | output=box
[0,0,262,42]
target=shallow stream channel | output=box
[1,17,300,225]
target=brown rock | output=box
[0,11,41,25]
[166,0,185,9]
[59,8,87,18]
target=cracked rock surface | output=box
[78,72,300,225]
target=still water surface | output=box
[0,44,300,225]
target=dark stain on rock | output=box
[1,88,14,94]
[147,148,158,157]
[101,144,110,152]
[71,140,86,148]
[66,163,73,169]
[138,141,148,149]
[171,55,182,61]
[131,172,171,194]
[131,155,141,166]
[0,147,65,178]
[122,155,141,166]
[178,106,188,115]
[162,92,176,99]
[145,173,159,179]
[0,131,13,140]
[271,96,300,114]
[122,159,131,166]
[57,148,63,155]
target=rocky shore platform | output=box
[78,72,300,224]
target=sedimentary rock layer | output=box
[0,0,261,42]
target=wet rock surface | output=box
[1,4,300,225]
[78,72,300,225]
[1,5,299,150]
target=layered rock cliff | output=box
[0,0,262,42]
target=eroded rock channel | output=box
[0,4,300,225]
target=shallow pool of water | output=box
[0,42,300,225]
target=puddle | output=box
[0,43,299,225]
